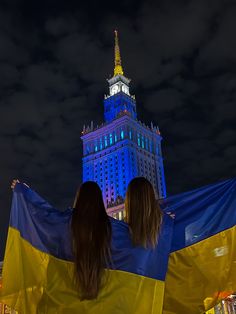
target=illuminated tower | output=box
[81,31,166,218]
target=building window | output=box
[100,138,103,150]
[141,135,145,149]
[86,144,90,154]
[129,129,132,140]
[137,133,141,146]
[149,141,153,153]
[121,129,124,139]
[104,136,108,147]
[110,133,113,145]
[114,132,117,142]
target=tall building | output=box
[81,31,166,217]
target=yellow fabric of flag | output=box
[163,223,236,313]
[1,227,165,314]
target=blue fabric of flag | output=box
[10,183,173,281]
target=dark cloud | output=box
[0,33,29,65]
[55,33,111,82]
[145,88,183,114]
[45,17,78,37]
[0,63,19,87]
[0,0,236,259]
[196,3,236,73]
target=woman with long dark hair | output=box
[11,179,112,301]
[71,181,112,300]
[125,177,163,248]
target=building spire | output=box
[114,30,124,76]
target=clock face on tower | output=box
[121,84,128,94]
[110,82,130,96]
[111,84,119,95]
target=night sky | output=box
[0,0,236,259]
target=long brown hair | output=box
[125,177,163,248]
[71,181,111,300]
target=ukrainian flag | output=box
[0,183,173,313]
[163,178,236,314]
[1,179,236,313]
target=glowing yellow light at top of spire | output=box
[114,30,124,76]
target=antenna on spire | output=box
[114,30,124,76]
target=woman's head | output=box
[125,177,163,248]
[73,181,106,220]
[71,181,111,300]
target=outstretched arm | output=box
[11,179,56,211]
[10,178,73,260]
[11,179,29,189]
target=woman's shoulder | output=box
[109,216,130,235]
[109,216,128,227]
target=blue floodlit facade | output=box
[81,32,166,216]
